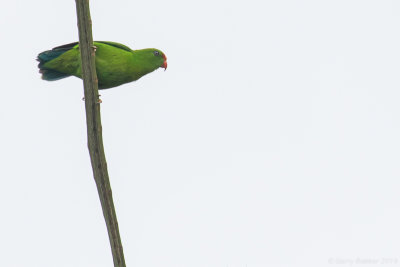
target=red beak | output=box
[162,54,167,70]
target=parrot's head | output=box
[137,48,167,72]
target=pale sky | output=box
[1,1,400,267]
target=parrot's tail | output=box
[37,42,78,81]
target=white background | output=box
[1,1,400,266]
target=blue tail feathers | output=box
[37,42,78,81]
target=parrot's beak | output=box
[162,54,168,71]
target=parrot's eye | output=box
[153,51,160,56]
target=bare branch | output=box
[75,1,126,266]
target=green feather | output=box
[95,41,133,52]
[37,41,166,89]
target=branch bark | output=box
[75,1,126,266]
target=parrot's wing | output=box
[96,41,133,52]
[52,42,79,51]
[52,41,133,52]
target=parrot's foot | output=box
[92,45,97,52]
[81,95,102,104]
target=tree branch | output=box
[75,1,126,266]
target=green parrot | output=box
[37,41,167,89]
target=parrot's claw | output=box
[82,95,102,104]
[92,45,97,52]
